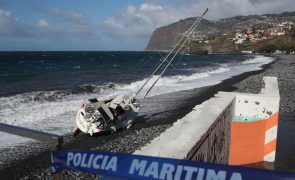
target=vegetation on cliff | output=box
[146,11,295,54]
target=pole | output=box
[135,8,208,98]
[52,139,63,180]
[140,8,208,103]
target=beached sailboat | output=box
[73,8,208,136]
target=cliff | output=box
[145,11,295,53]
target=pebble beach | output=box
[0,55,294,179]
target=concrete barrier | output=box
[135,76,280,166]
[230,77,280,165]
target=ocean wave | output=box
[20,91,70,103]
[208,67,230,74]
[45,66,55,69]
[0,83,118,109]
[71,83,115,94]
[242,55,273,65]
[0,55,273,104]
[0,93,81,149]
[116,67,230,96]
[0,55,275,149]
[16,83,116,103]
[116,55,274,97]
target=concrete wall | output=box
[134,91,236,161]
[186,102,232,164]
[135,77,280,166]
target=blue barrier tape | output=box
[51,150,295,180]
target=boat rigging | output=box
[73,8,208,136]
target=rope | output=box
[134,9,208,98]
[140,8,208,103]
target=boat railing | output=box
[0,123,63,180]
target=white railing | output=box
[0,123,63,180]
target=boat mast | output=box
[138,8,208,103]
[135,8,208,99]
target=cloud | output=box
[0,9,32,36]
[0,7,96,40]
[154,0,295,20]
[37,19,49,28]
[1,0,294,50]
[50,8,88,25]
[99,0,294,41]
[33,5,90,26]
[34,21,96,39]
[100,3,181,40]
[34,7,96,37]
[35,19,64,37]
[140,3,163,11]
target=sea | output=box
[0,51,274,149]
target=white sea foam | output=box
[0,92,112,148]
[0,55,274,149]
[117,55,272,97]
[209,67,230,74]
[242,55,273,64]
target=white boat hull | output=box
[74,95,139,136]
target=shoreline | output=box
[1,55,294,179]
[0,53,264,98]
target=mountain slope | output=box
[145,11,295,51]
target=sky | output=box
[0,0,294,51]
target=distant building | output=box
[235,38,245,44]
[241,50,253,54]
[227,20,293,45]
[269,28,277,36]
[277,32,285,36]
[263,31,270,38]
[274,50,282,54]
